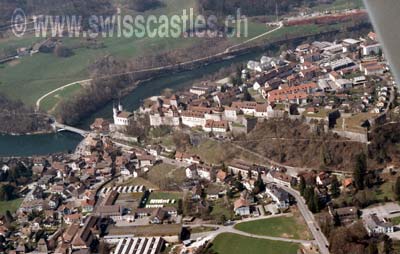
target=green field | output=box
[0,0,201,106]
[40,83,83,111]
[211,233,299,254]
[0,198,23,215]
[234,215,312,240]
[391,216,400,225]
[147,191,183,208]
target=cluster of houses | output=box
[0,132,170,254]
[105,32,394,141]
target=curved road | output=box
[35,79,92,111]
[189,221,313,245]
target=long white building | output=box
[113,237,164,254]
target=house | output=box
[186,164,213,180]
[224,107,240,121]
[181,111,206,127]
[150,208,168,224]
[96,205,123,218]
[175,152,201,164]
[228,159,253,178]
[364,214,394,235]
[267,170,292,187]
[137,154,156,168]
[316,172,331,186]
[265,183,290,209]
[361,43,381,56]
[81,199,95,213]
[267,82,317,105]
[342,178,353,189]
[203,120,229,133]
[63,223,80,243]
[113,103,133,126]
[189,84,214,96]
[71,216,98,250]
[364,64,385,76]
[64,213,82,225]
[216,170,228,183]
[90,118,110,132]
[329,206,358,224]
[206,185,222,200]
[234,198,250,216]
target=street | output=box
[279,185,330,254]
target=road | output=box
[35,79,92,111]
[225,22,283,52]
[278,184,330,254]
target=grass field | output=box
[40,83,83,111]
[211,233,299,254]
[234,215,312,240]
[0,198,23,215]
[391,216,400,225]
[0,0,201,106]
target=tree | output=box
[237,171,243,181]
[312,192,320,213]
[299,175,306,196]
[367,242,378,254]
[0,184,16,201]
[394,176,400,201]
[383,235,393,254]
[253,173,265,194]
[4,210,13,226]
[330,176,340,198]
[353,152,367,190]
[333,212,341,227]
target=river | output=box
[0,50,264,157]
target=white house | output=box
[113,103,133,126]
[364,214,394,235]
[234,198,250,216]
[362,43,381,56]
[265,183,290,209]
[203,120,228,133]
[181,111,206,128]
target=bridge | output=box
[53,122,89,137]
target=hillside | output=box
[237,118,366,171]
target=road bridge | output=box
[53,122,89,137]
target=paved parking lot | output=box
[361,202,400,219]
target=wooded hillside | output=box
[0,93,51,134]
